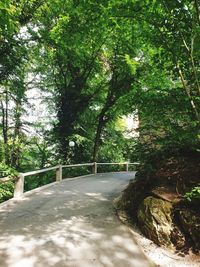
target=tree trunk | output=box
[92,91,115,162]
[11,100,22,168]
[92,111,107,162]
[0,100,7,145]
[176,62,200,125]
[0,90,9,164]
[194,0,200,26]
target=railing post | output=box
[14,173,24,198]
[56,165,62,182]
[126,162,129,172]
[93,162,97,174]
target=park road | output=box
[0,172,153,267]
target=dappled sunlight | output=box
[0,172,151,267]
[0,216,147,267]
[85,192,108,201]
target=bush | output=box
[185,186,200,202]
[0,163,17,203]
[0,162,18,178]
[0,182,14,203]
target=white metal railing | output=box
[0,161,139,199]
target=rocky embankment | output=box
[114,156,200,266]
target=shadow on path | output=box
[0,172,152,267]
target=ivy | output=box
[185,186,200,202]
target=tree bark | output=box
[11,100,22,168]
[0,90,9,164]
[92,109,108,162]
[194,0,200,26]
[0,100,7,145]
[92,90,115,162]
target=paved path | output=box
[0,172,153,267]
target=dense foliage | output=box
[185,186,200,203]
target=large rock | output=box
[117,179,153,221]
[178,209,200,251]
[118,179,199,252]
[137,196,185,249]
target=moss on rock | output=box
[137,196,174,248]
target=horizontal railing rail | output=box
[0,161,139,200]
[97,162,127,165]
[23,166,58,177]
[96,162,139,165]
[0,176,15,183]
[62,163,94,168]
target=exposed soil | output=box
[151,155,200,194]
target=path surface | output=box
[0,172,153,267]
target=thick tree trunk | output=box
[56,85,87,160]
